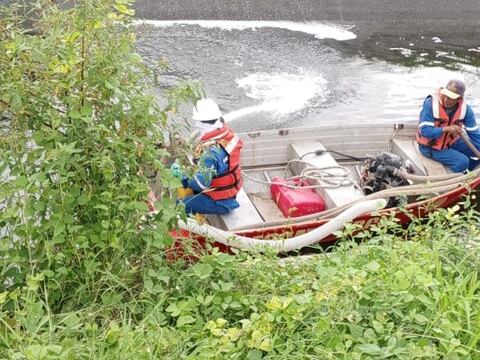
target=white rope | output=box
[242,159,354,189]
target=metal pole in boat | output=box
[263,170,271,183]
[460,131,480,159]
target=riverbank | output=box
[3,202,480,358]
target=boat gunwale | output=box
[240,122,418,139]
[233,175,480,235]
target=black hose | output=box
[300,149,363,162]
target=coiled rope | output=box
[241,159,354,189]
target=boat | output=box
[169,122,480,257]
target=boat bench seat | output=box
[290,142,364,209]
[390,138,449,176]
[207,188,263,231]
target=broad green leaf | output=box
[365,260,380,272]
[68,109,81,119]
[43,270,54,278]
[166,303,180,316]
[77,193,89,205]
[24,345,47,359]
[413,313,430,324]
[80,104,92,117]
[348,324,364,338]
[356,343,383,355]
[247,350,263,360]
[32,130,44,145]
[192,263,213,279]
[53,235,66,244]
[176,315,195,327]
[15,176,28,187]
[62,313,81,330]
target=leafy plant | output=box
[0,0,195,310]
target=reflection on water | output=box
[136,22,480,132]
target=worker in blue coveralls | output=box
[171,98,244,215]
[416,79,480,173]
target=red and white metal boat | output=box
[170,122,480,256]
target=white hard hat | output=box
[192,98,222,121]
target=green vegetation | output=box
[2,1,480,359]
[3,195,480,359]
[0,0,191,324]
[0,0,191,309]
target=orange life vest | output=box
[416,90,467,150]
[198,125,243,200]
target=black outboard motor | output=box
[361,152,413,207]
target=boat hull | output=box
[167,177,480,260]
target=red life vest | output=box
[198,125,243,200]
[416,90,467,150]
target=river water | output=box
[132,1,480,132]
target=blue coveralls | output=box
[180,145,239,215]
[418,97,480,173]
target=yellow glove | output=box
[193,213,206,223]
[177,187,194,199]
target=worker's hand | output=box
[170,162,183,179]
[443,125,462,136]
[177,187,194,199]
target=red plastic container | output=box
[270,177,326,218]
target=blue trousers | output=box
[179,193,237,215]
[419,138,480,173]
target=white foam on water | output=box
[389,47,414,57]
[135,20,357,41]
[435,51,449,58]
[432,36,443,43]
[223,72,329,122]
[377,67,480,121]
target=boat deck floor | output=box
[242,161,364,223]
[206,134,450,231]
[242,166,293,222]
